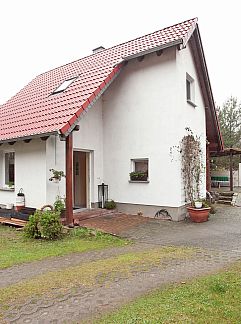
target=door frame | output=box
[73,149,91,209]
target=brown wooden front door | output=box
[73,151,87,208]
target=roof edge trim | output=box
[59,64,123,138]
[0,131,58,145]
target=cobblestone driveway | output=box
[1,206,240,323]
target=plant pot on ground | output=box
[187,206,211,223]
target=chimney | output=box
[92,46,105,54]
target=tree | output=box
[218,96,241,148]
[213,96,241,170]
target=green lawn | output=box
[97,262,241,324]
[0,225,127,269]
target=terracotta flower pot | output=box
[187,206,211,223]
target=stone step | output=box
[217,199,233,205]
[219,196,233,201]
[219,192,234,197]
[73,209,115,221]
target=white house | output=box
[0,18,223,222]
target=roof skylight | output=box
[52,77,77,94]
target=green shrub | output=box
[104,199,116,210]
[24,211,42,239]
[54,196,65,212]
[24,210,63,240]
[39,210,63,239]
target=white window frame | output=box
[186,73,196,107]
[129,158,149,182]
[3,150,15,189]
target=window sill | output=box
[0,187,15,192]
[187,99,197,108]
[129,180,149,183]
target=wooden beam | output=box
[156,50,163,56]
[65,133,73,225]
[230,153,233,191]
[206,142,211,191]
[73,125,80,131]
[40,136,49,141]
[137,55,144,62]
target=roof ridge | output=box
[38,17,198,77]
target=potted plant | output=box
[49,169,65,183]
[174,128,210,222]
[129,171,148,181]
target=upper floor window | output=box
[186,73,196,107]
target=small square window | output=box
[51,77,77,95]
[186,73,196,107]
[130,159,149,181]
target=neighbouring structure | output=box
[0,18,223,221]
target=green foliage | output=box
[49,169,65,181]
[129,171,148,181]
[39,210,63,239]
[24,211,42,239]
[54,195,65,212]
[24,210,63,240]
[214,96,241,170]
[104,200,117,210]
[218,96,241,148]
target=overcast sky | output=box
[0,0,240,106]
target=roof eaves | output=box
[123,39,183,61]
[194,27,224,151]
[0,131,58,145]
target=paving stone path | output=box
[1,206,241,323]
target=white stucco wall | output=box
[73,99,104,203]
[102,44,207,208]
[45,99,104,206]
[176,43,207,202]
[0,139,47,208]
[46,135,66,206]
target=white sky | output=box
[0,0,240,106]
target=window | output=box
[186,73,196,107]
[130,159,149,182]
[51,77,77,95]
[5,152,15,186]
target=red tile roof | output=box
[0,18,197,142]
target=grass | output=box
[0,246,195,315]
[97,262,241,324]
[0,225,127,269]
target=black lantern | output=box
[98,183,108,208]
